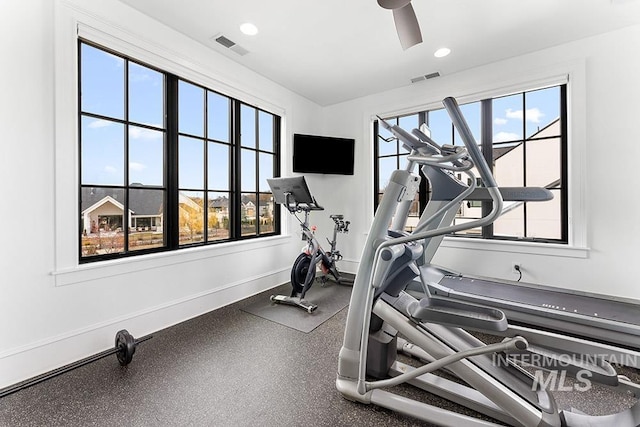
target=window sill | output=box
[440,236,589,259]
[51,235,291,287]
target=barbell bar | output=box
[0,329,151,399]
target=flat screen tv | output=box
[293,133,355,175]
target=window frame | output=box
[374,84,568,244]
[78,39,281,264]
[373,112,430,233]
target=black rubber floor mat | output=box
[241,281,352,333]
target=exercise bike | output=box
[336,96,640,426]
[267,176,352,313]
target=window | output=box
[374,85,567,243]
[374,113,427,232]
[79,41,280,262]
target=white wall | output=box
[3,0,640,390]
[323,24,640,301]
[0,0,323,388]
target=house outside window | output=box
[374,85,567,243]
[79,41,280,262]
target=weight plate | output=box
[115,329,136,366]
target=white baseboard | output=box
[0,268,288,390]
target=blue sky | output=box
[81,43,275,194]
[492,86,560,142]
[377,87,560,191]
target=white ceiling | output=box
[119,0,640,106]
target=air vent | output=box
[410,72,440,84]
[211,34,250,56]
[215,35,235,48]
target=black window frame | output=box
[78,40,281,263]
[374,85,568,244]
[373,113,430,232]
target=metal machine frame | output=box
[336,97,640,426]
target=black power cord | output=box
[514,264,522,282]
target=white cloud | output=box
[494,132,520,142]
[494,118,508,125]
[129,162,147,171]
[129,127,162,140]
[88,119,112,129]
[505,108,545,123]
[505,109,523,120]
[104,165,118,174]
[526,107,544,123]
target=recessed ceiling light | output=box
[434,47,451,58]
[240,23,258,36]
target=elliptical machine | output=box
[336,97,640,426]
[268,176,352,313]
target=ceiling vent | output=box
[211,34,249,56]
[410,72,440,84]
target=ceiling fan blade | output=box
[377,0,411,10]
[392,3,423,50]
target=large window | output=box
[375,113,426,232]
[79,41,280,262]
[374,85,567,243]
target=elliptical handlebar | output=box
[377,115,439,156]
[443,97,498,189]
[377,115,473,171]
[370,97,507,249]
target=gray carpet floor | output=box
[1,283,638,426]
